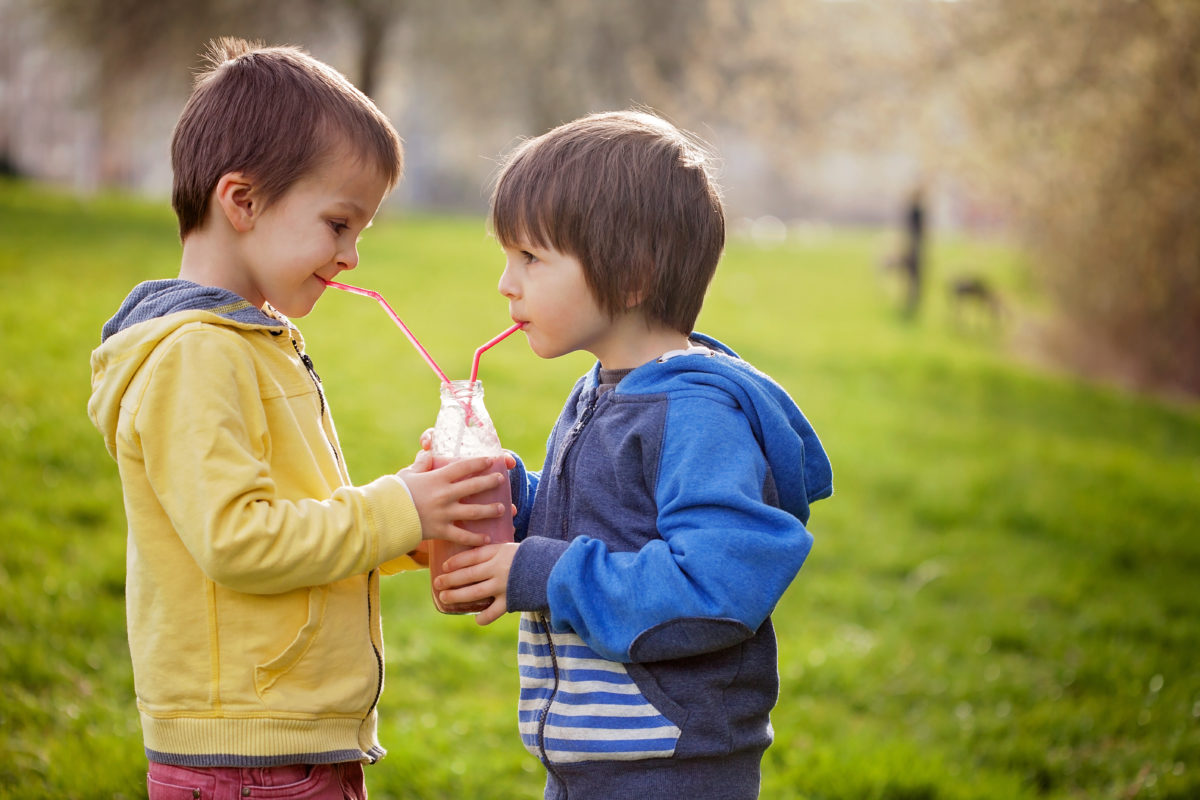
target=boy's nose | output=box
[496,261,520,302]
[497,264,518,299]
[338,244,359,271]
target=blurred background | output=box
[2,0,1198,397]
[3,2,1199,797]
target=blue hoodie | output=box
[505,333,832,800]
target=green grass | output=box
[1,178,1197,799]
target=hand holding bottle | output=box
[426,379,516,614]
[398,456,504,548]
[433,541,519,625]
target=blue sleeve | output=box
[545,396,814,662]
[507,451,539,541]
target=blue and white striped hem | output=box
[517,616,681,764]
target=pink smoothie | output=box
[429,455,515,614]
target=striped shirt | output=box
[517,614,681,764]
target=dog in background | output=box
[948,274,1004,330]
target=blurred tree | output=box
[917,0,1200,394]
[341,0,407,99]
[41,0,406,183]
[43,0,283,183]
[0,0,20,176]
[409,0,725,134]
[35,0,922,201]
[398,0,923,216]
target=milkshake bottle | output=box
[429,379,515,614]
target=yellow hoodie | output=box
[88,280,421,766]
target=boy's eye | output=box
[329,220,349,235]
[521,251,537,264]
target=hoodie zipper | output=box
[290,337,325,415]
[551,391,600,479]
[287,330,382,756]
[363,568,385,761]
[289,336,340,467]
[552,392,601,545]
[536,612,564,786]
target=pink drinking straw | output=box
[469,322,525,383]
[321,278,451,385]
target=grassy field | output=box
[1,177,1197,799]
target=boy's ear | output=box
[214,172,259,233]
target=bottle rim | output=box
[441,379,483,401]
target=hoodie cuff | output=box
[362,474,423,564]
[507,452,533,539]
[507,536,570,612]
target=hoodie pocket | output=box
[528,626,683,765]
[254,587,328,699]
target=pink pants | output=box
[146,762,366,800]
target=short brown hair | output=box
[490,110,725,334]
[171,37,403,239]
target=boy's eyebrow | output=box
[333,199,371,223]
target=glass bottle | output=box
[428,380,514,614]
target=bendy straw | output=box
[469,323,525,383]
[320,278,451,385]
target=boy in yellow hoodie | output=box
[87,38,504,799]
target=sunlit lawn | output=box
[1,179,1197,799]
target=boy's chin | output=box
[269,290,324,319]
[526,337,559,361]
[530,342,577,362]
[271,301,315,319]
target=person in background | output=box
[900,185,926,318]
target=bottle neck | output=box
[433,379,499,458]
[441,379,483,402]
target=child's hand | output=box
[408,446,435,473]
[433,542,519,625]
[398,457,505,547]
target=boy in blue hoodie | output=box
[433,110,833,799]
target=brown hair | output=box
[171,37,403,239]
[490,110,725,334]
